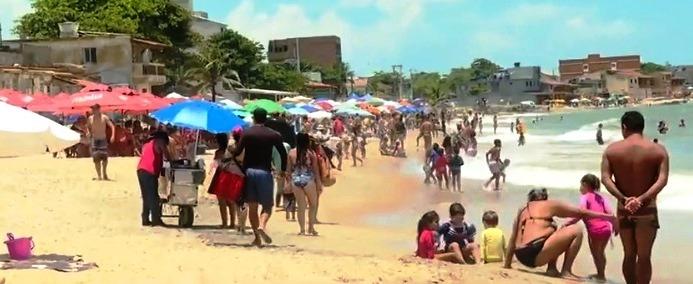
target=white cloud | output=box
[0,0,32,39]
[225,0,446,73]
[565,16,633,38]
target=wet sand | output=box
[0,136,573,284]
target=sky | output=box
[2,0,693,76]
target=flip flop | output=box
[257,228,273,244]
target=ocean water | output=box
[457,103,693,212]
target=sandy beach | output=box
[0,134,576,284]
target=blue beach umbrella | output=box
[287,107,310,116]
[300,105,320,113]
[151,100,246,133]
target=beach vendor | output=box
[86,104,115,180]
[136,131,171,226]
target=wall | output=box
[559,54,640,81]
[22,36,133,86]
[268,36,341,69]
[0,70,80,95]
[191,17,226,39]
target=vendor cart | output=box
[161,164,205,227]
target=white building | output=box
[170,0,226,39]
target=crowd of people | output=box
[416,110,669,284]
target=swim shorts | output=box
[244,168,274,208]
[91,139,109,158]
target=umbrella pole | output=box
[193,129,200,162]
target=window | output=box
[525,81,529,87]
[84,48,97,63]
[610,62,617,71]
[583,64,589,73]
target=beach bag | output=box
[207,158,245,201]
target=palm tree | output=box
[194,44,243,102]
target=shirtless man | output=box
[483,139,503,191]
[86,104,115,180]
[601,111,669,284]
[493,115,498,134]
[417,115,434,152]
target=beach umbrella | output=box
[367,97,385,106]
[151,100,246,133]
[65,91,126,108]
[280,97,299,104]
[165,92,187,99]
[301,105,320,113]
[244,99,286,114]
[0,102,80,157]
[570,98,580,103]
[287,107,310,116]
[233,110,251,117]
[308,110,333,119]
[0,89,33,107]
[219,99,243,110]
[383,101,402,108]
[314,101,334,111]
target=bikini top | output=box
[518,202,557,242]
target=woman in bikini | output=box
[286,133,323,235]
[504,188,616,280]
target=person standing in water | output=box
[596,124,604,145]
[516,119,526,146]
[483,139,504,191]
[601,111,669,284]
[417,115,434,151]
[679,119,686,128]
[86,104,116,180]
[493,115,498,134]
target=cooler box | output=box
[166,168,205,206]
[169,184,198,206]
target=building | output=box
[347,76,369,94]
[559,53,641,81]
[484,63,543,104]
[0,23,168,94]
[569,72,606,98]
[0,65,91,95]
[267,36,342,69]
[170,0,226,38]
[671,65,693,87]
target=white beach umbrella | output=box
[0,102,80,157]
[165,92,187,99]
[219,99,243,110]
[294,96,312,103]
[570,98,580,103]
[383,101,402,108]
[308,110,333,119]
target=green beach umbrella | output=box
[244,99,286,114]
[367,97,385,106]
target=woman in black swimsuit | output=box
[504,188,616,280]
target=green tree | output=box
[367,71,397,97]
[321,62,353,98]
[207,30,264,84]
[470,58,502,81]
[250,63,307,93]
[446,67,474,93]
[412,72,449,103]
[641,62,667,74]
[15,0,195,48]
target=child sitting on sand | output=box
[563,174,616,282]
[416,210,460,263]
[437,203,481,264]
[480,210,506,264]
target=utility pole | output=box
[409,69,416,99]
[295,37,301,73]
[392,64,403,99]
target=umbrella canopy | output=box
[233,110,251,117]
[367,97,385,106]
[165,92,187,99]
[287,107,310,116]
[570,98,580,103]
[0,102,80,157]
[308,110,333,119]
[0,89,32,107]
[151,100,246,133]
[314,101,334,111]
[65,91,126,108]
[244,99,286,114]
[383,101,402,108]
[219,99,243,110]
[300,105,320,113]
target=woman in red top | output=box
[136,131,170,226]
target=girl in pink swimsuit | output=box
[565,174,615,282]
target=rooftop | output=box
[3,31,170,48]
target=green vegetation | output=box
[640,62,668,74]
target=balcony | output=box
[133,62,166,86]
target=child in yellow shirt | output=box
[480,210,506,263]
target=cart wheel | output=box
[179,206,194,228]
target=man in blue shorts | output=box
[234,108,287,247]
